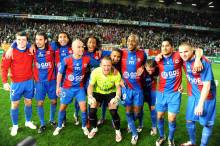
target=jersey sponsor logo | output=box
[36,62,52,69]
[186,75,203,85]
[123,71,138,79]
[161,70,180,79]
[175,59,180,64]
[83,63,88,68]
[67,74,84,82]
[37,52,44,58]
[137,58,141,62]
[46,51,51,55]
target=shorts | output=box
[121,87,144,106]
[35,80,57,101]
[156,91,181,114]
[59,87,86,104]
[144,89,156,106]
[10,79,34,101]
[186,96,216,126]
[93,92,116,105]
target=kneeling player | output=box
[87,56,122,142]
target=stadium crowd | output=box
[0,19,219,56]
[1,1,220,28]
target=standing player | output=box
[53,39,90,136]
[33,32,57,133]
[121,34,146,145]
[179,42,216,146]
[87,56,122,142]
[1,31,36,136]
[155,38,203,146]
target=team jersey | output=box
[121,48,147,90]
[156,52,182,93]
[33,45,56,82]
[50,41,73,68]
[143,68,159,91]
[89,67,121,94]
[183,56,216,100]
[59,55,90,88]
[1,47,33,83]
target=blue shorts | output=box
[144,89,156,106]
[59,87,86,105]
[121,87,144,106]
[10,79,34,101]
[156,91,181,114]
[35,80,57,101]
[186,96,216,126]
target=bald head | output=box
[72,39,85,58]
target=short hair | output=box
[16,31,29,40]
[35,32,49,49]
[111,48,122,55]
[128,33,139,44]
[101,56,112,64]
[162,38,173,47]
[179,41,192,48]
[145,59,156,68]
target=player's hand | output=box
[29,44,36,55]
[88,95,96,105]
[193,58,203,72]
[3,83,10,91]
[137,66,144,76]
[178,85,184,93]
[110,95,120,106]
[5,47,13,59]
[120,80,125,87]
[56,87,61,97]
[155,53,163,62]
[194,103,204,116]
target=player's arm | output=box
[1,53,12,91]
[87,70,97,105]
[193,48,203,72]
[56,72,62,96]
[194,81,210,116]
[110,73,121,105]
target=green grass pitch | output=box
[0,62,219,146]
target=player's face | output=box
[101,59,112,75]
[110,51,121,64]
[35,35,47,49]
[127,35,138,51]
[161,41,173,56]
[145,66,155,75]
[72,40,84,57]
[58,33,69,46]
[16,36,27,50]
[87,38,97,52]
[179,45,194,61]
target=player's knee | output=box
[11,102,19,109]
[168,115,176,122]
[89,108,97,119]
[110,109,119,120]
[51,99,57,105]
[24,99,32,106]
[37,101,44,106]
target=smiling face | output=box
[87,37,97,53]
[110,50,121,65]
[72,39,85,58]
[16,35,28,50]
[35,34,47,49]
[127,34,138,51]
[101,57,112,76]
[161,41,173,56]
[179,43,194,61]
[58,33,69,46]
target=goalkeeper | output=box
[87,56,122,142]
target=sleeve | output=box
[50,41,58,51]
[101,50,111,57]
[58,58,66,74]
[1,53,12,83]
[114,72,121,86]
[200,61,213,82]
[89,69,97,85]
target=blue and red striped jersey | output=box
[58,55,90,88]
[33,45,56,82]
[183,56,216,100]
[156,52,183,93]
[1,47,33,83]
[121,49,147,90]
